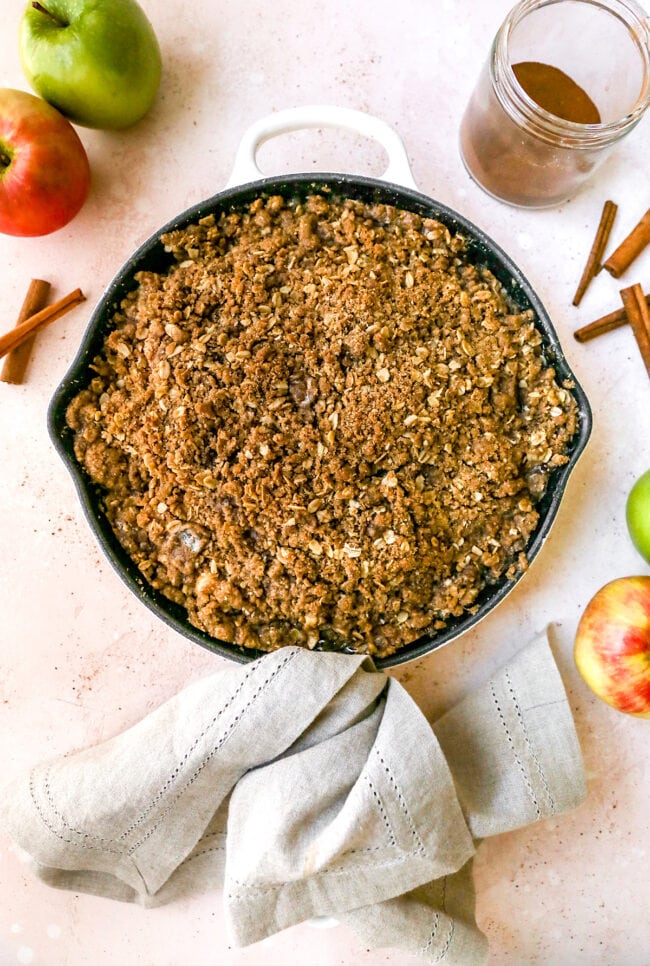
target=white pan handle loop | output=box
[225,105,418,191]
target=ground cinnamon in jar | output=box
[459,0,650,209]
[460,59,604,208]
[512,62,601,124]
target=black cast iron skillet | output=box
[48,107,592,668]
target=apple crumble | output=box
[66,193,579,658]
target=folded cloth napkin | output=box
[1,631,585,964]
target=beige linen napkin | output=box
[1,631,585,964]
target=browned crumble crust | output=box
[66,194,578,658]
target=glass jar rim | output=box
[492,0,650,147]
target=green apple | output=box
[19,0,161,130]
[627,469,650,565]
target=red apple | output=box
[574,576,650,718]
[0,87,90,236]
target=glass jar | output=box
[459,0,650,208]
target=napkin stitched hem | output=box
[1,632,586,966]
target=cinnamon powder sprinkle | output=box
[66,194,578,658]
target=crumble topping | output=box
[66,193,578,657]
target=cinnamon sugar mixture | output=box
[66,194,578,657]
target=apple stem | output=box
[0,151,10,169]
[31,1,68,27]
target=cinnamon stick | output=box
[620,283,650,378]
[0,279,51,384]
[574,308,629,343]
[0,288,85,361]
[573,295,650,342]
[572,200,617,306]
[603,208,650,278]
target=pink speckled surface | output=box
[1,1,650,963]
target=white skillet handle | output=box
[225,105,418,191]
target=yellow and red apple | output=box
[574,576,650,718]
[0,87,90,236]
